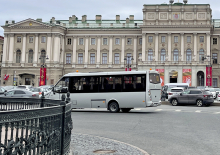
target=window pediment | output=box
[113,48,121,52]
[88,48,96,52]
[76,49,84,52]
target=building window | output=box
[148,49,153,61]
[103,38,108,45]
[187,36,191,43]
[90,53,95,64]
[126,53,132,64]
[186,49,192,62]
[174,36,178,43]
[16,50,21,63]
[138,53,142,60]
[66,53,71,64]
[67,38,71,45]
[213,78,218,87]
[41,36,46,43]
[78,53,83,64]
[199,49,204,62]
[79,38,84,45]
[173,49,179,62]
[161,49,166,62]
[139,38,142,45]
[114,53,120,64]
[161,36,165,43]
[212,53,217,64]
[40,50,46,63]
[213,38,217,44]
[17,36,21,43]
[29,36,34,43]
[148,36,153,43]
[200,36,204,43]
[102,53,107,64]
[115,38,120,45]
[91,38,96,45]
[127,38,132,45]
[28,50,33,63]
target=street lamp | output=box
[39,54,49,86]
[124,56,134,71]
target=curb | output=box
[161,101,220,106]
[71,133,149,155]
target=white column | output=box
[96,36,101,68]
[33,34,39,66]
[61,36,65,64]
[58,35,61,64]
[133,36,137,66]
[46,33,51,66]
[121,36,125,68]
[21,33,26,66]
[181,33,184,61]
[84,36,89,68]
[2,33,8,67]
[142,33,146,61]
[8,34,14,65]
[72,36,77,67]
[155,33,159,61]
[168,33,171,61]
[194,33,197,61]
[177,67,182,83]
[206,33,211,60]
[109,37,113,67]
[53,34,59,66]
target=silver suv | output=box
[168,89,214,107]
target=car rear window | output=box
[190,91,202,94]
[171,89,183,92]
[17,86,26,89]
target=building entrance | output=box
[25,78,31,85]
[197,71,205,86]
[169,70,178,83]
[170,77,177,83]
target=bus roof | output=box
[63,70,159,77]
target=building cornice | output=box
[140,25,213,28]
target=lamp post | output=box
[202,55,212,87]
[39,55,49,86]
[124,56,134,71]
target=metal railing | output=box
[0,92,73,155]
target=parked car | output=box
[2,89,39,98]
[197,86,207,90]
[3,86,16,91]
[214,88,220,96]
[168,87,185,100]
[168,89,214,107]
[0,86,6,95]
[30,87,50,98]
[205,88,216,99]
[17,85,33,91]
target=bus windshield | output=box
[149,73,160,84]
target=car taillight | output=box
[218,94,220,97]
[169,93,172,95]
[39,92,42,95]
[32,94,36,97]
[203,95,208,97]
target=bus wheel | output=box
[109,102,120,113]
[121,108,131,113]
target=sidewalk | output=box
[71,133,149,155]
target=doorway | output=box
[25,78,31,85]
[197,71,204,86]
[169,70,178,83]
[170,77,177,83]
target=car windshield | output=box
[209,88,215,92]
[214,88,220,91]
[17,86,26,89]
[31,88,41,92]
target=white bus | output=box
[47,70,161,112]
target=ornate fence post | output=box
[66,92,70,103]
[40,92,45,107]
[60,94,66,154]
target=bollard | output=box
[40,91,45,107]
[66,92,70,103]
[60,94,66,154]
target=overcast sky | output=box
[1,0,220,36]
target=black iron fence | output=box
[0,92,73,155]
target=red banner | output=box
[156,69,164,86]
[182,69,192,86]
[40,68,47,86]
[206,66,212,86]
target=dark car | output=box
[168,89,214,107]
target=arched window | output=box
[161,49,166,62]
[28,49,33,63]
[40,50,46,63]
[16,50,21,63]
[173,49,179,62]
[148,49,153,61]
[186,49,192,62]
[199,49,204,61]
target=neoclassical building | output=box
[1,2,220,87]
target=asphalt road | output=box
[71,105,220,155]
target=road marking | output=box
[195,110,201,113]
[214,112,220,114]
[155,109,163,111]
[175,110,181,112]
[134,108,141,110]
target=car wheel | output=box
[109,102,120,113]
[171,99,178,106]
[196,99,203,107]
[121,108,131,113]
